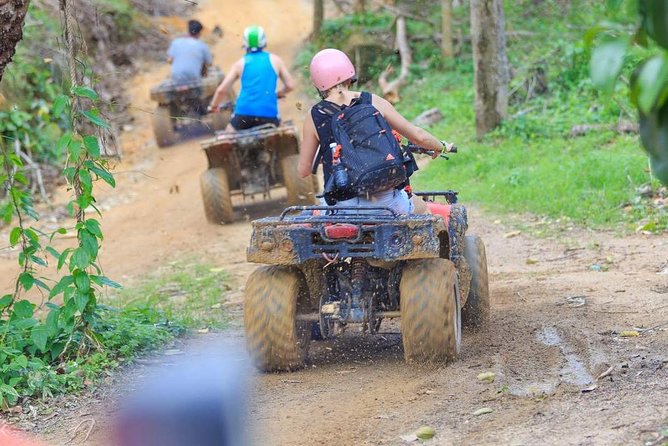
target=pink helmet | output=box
[309,48,356,91]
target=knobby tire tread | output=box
[244,266,310,372]
[400,258,460,363]
[200,168,234,224]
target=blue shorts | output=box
[320,189,413,215]
[230,114,280,130]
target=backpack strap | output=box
[311,101,341,174]
[358,91,372,104]
[312,100,341,117]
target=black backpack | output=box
[314,92,408,204]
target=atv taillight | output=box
[324,224,360,240]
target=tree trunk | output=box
[354,0,365,13]
[378,15,411,103]
[441,0,454,57]
[0,0,31,83]
[312,0,324,40]
[470,0,509,138]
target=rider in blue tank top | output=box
[208,26,295,131]
[234,51,278,118]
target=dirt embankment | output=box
[2,0,667,445]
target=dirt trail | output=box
[2,0,668,445]
[0,0,314,292]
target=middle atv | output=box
[199,122,319,224]
[243,147,490,372]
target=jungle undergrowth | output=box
[108,260,232,331]
[302,0,667,233]
[0,0,212,410]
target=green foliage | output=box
[0,6,70,167]
[310,12,400,84]
[0,0,137,408]
[112,261,232,330]
[96,0,139,44]
[0,305,178,405]
[588,0,668,184]
[380,0,664,231]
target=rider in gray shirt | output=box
[167,20,212,83]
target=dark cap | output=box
[188,20,203,36]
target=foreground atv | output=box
[149,66,233,147]
[244,166,490,371]
[199,123,318,224]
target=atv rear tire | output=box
[209,109,231,132]
[281,154,317,205]
[244,266,311,372]
[200,168,234,224]
[461,235,490,331]
[152,105,176,147]
[400,258,461,363]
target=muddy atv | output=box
[243,153,490,371]
[149,66,234,147]
[199,123,319,224]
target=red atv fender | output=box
[426,201,451,227]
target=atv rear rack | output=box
[247,206,447,265]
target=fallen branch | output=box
[14,139,50,204]
[511,106,538,119]
[379,15,411,103]
[570,121,639,137]
[596,365,614,381]
[332,0,351,13]
[373,0,438,25]
[69,418,96,442]
[412,108,444,127]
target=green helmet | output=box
[243,25,266,52]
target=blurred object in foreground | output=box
[115,349,249,446]
[0,427,46,446]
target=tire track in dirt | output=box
[244,215,668,446]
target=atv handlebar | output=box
[405,141,457,160]
[206,101,234,114]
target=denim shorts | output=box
[320,189,413,215]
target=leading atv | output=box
[243,145,490,372]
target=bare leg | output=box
[410,194,430,214]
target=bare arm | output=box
[299,113,320,178]
[209,59,242,109]
[371,94,444,154]
[273,55,295,98]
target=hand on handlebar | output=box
[406,141,457,160]
[207,101,233,114]
[441,140,457,154]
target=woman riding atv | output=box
[208,26,295,131]
[298,48,455,214]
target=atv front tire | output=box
[200,168,234,224]
[152,105,177,147]
[400,258,461,363]
[281,154,317,205]
[244,266,311,372]
[461,235,490,331]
